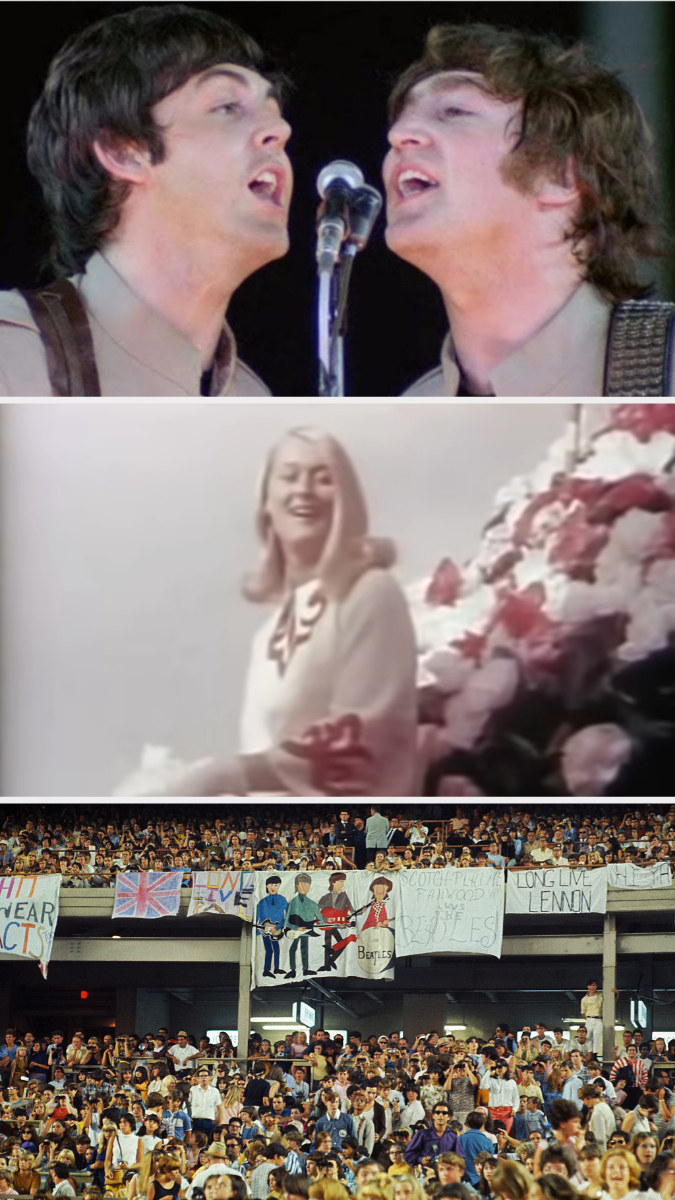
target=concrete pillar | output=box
[602,914,616,1063]
[403,992,446,1042]
[115,987,137,1035]
[237,924,252,1071]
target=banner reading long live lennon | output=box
[0,874,62,975]
[188,871,255,918]
[506,867,608,914]
[396,868,504,958]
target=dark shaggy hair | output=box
[28,3,288,275]
[388,22,662,301]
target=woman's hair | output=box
[243,427,396,604]
[630,1131,658,1156]
[534,1178,579,1200]
[391,1176,425,1200]
[308,1182,359,1200]
[493,1162,532,1200]
[644,1153,675,1192]
[599,1148,641,1188]
[222,1082,242,1107]
[157,1156,180,1173]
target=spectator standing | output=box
[189,1067,224,1136]
[365,809,390,854]
[581,982,604,1057]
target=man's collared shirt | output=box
[0,253,269,397]
[403,284,675,397]
[405,1123,465,1166]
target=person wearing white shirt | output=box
[408,820,429,846]
[395,1085,426,1130]
[167,1032,200,1078]
[189,1067,224,1135]
[580,1085,616,1153]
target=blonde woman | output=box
[598,1148,644,1200]
[12,1151,40,1196]
[308,1180,353,1200]
[220,1080,243,1123]
[161,427,418,798]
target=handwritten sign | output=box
[0,874,62,975]
[252,871,396,987]
[395,868,504,958]
[608,862,672,890]
[188,870,255,918]
[506,867,607,915]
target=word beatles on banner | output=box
[112,871,183,919]
[396,867,504,959]
[506,866,608,915]
[608,862,672,890]
[0,874,62,976]
[188,870,255,918]
[252,870,398,987]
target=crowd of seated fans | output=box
[2,1021,675,1200]
[1,807,673,886]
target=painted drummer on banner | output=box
[357,874,395,975]
[318,871,355,971]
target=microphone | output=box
[316,160,364,271]
[346,184,382,252]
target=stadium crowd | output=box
[2,1019,675,1200]
[1,807,674,885]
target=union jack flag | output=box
[112,872,182,919]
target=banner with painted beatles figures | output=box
[252,869,398,986]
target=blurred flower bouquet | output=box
[410,405,675,797]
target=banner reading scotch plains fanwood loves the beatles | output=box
[396,867,504,958]
[0,874,62,976]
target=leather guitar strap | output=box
[19,279,102,396]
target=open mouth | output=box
[395,168,440,199]
[248,166,285,207]
[289,505,322,518]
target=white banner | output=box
[252,870,396,987]
[188,870,255,918]
[506,867,607,915]
[608,862,672,890]
[395,867,504,958]
[0,874,62,975]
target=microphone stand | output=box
[316,175,382,397]
[317,250,353,398]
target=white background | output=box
[1,401,589,795]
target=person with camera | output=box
[448,1059,479,1128]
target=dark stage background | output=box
[2,2,672,396]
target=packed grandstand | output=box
[2,805,674,1200]
[2,805,673,884]
[1,1011,675,1200]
